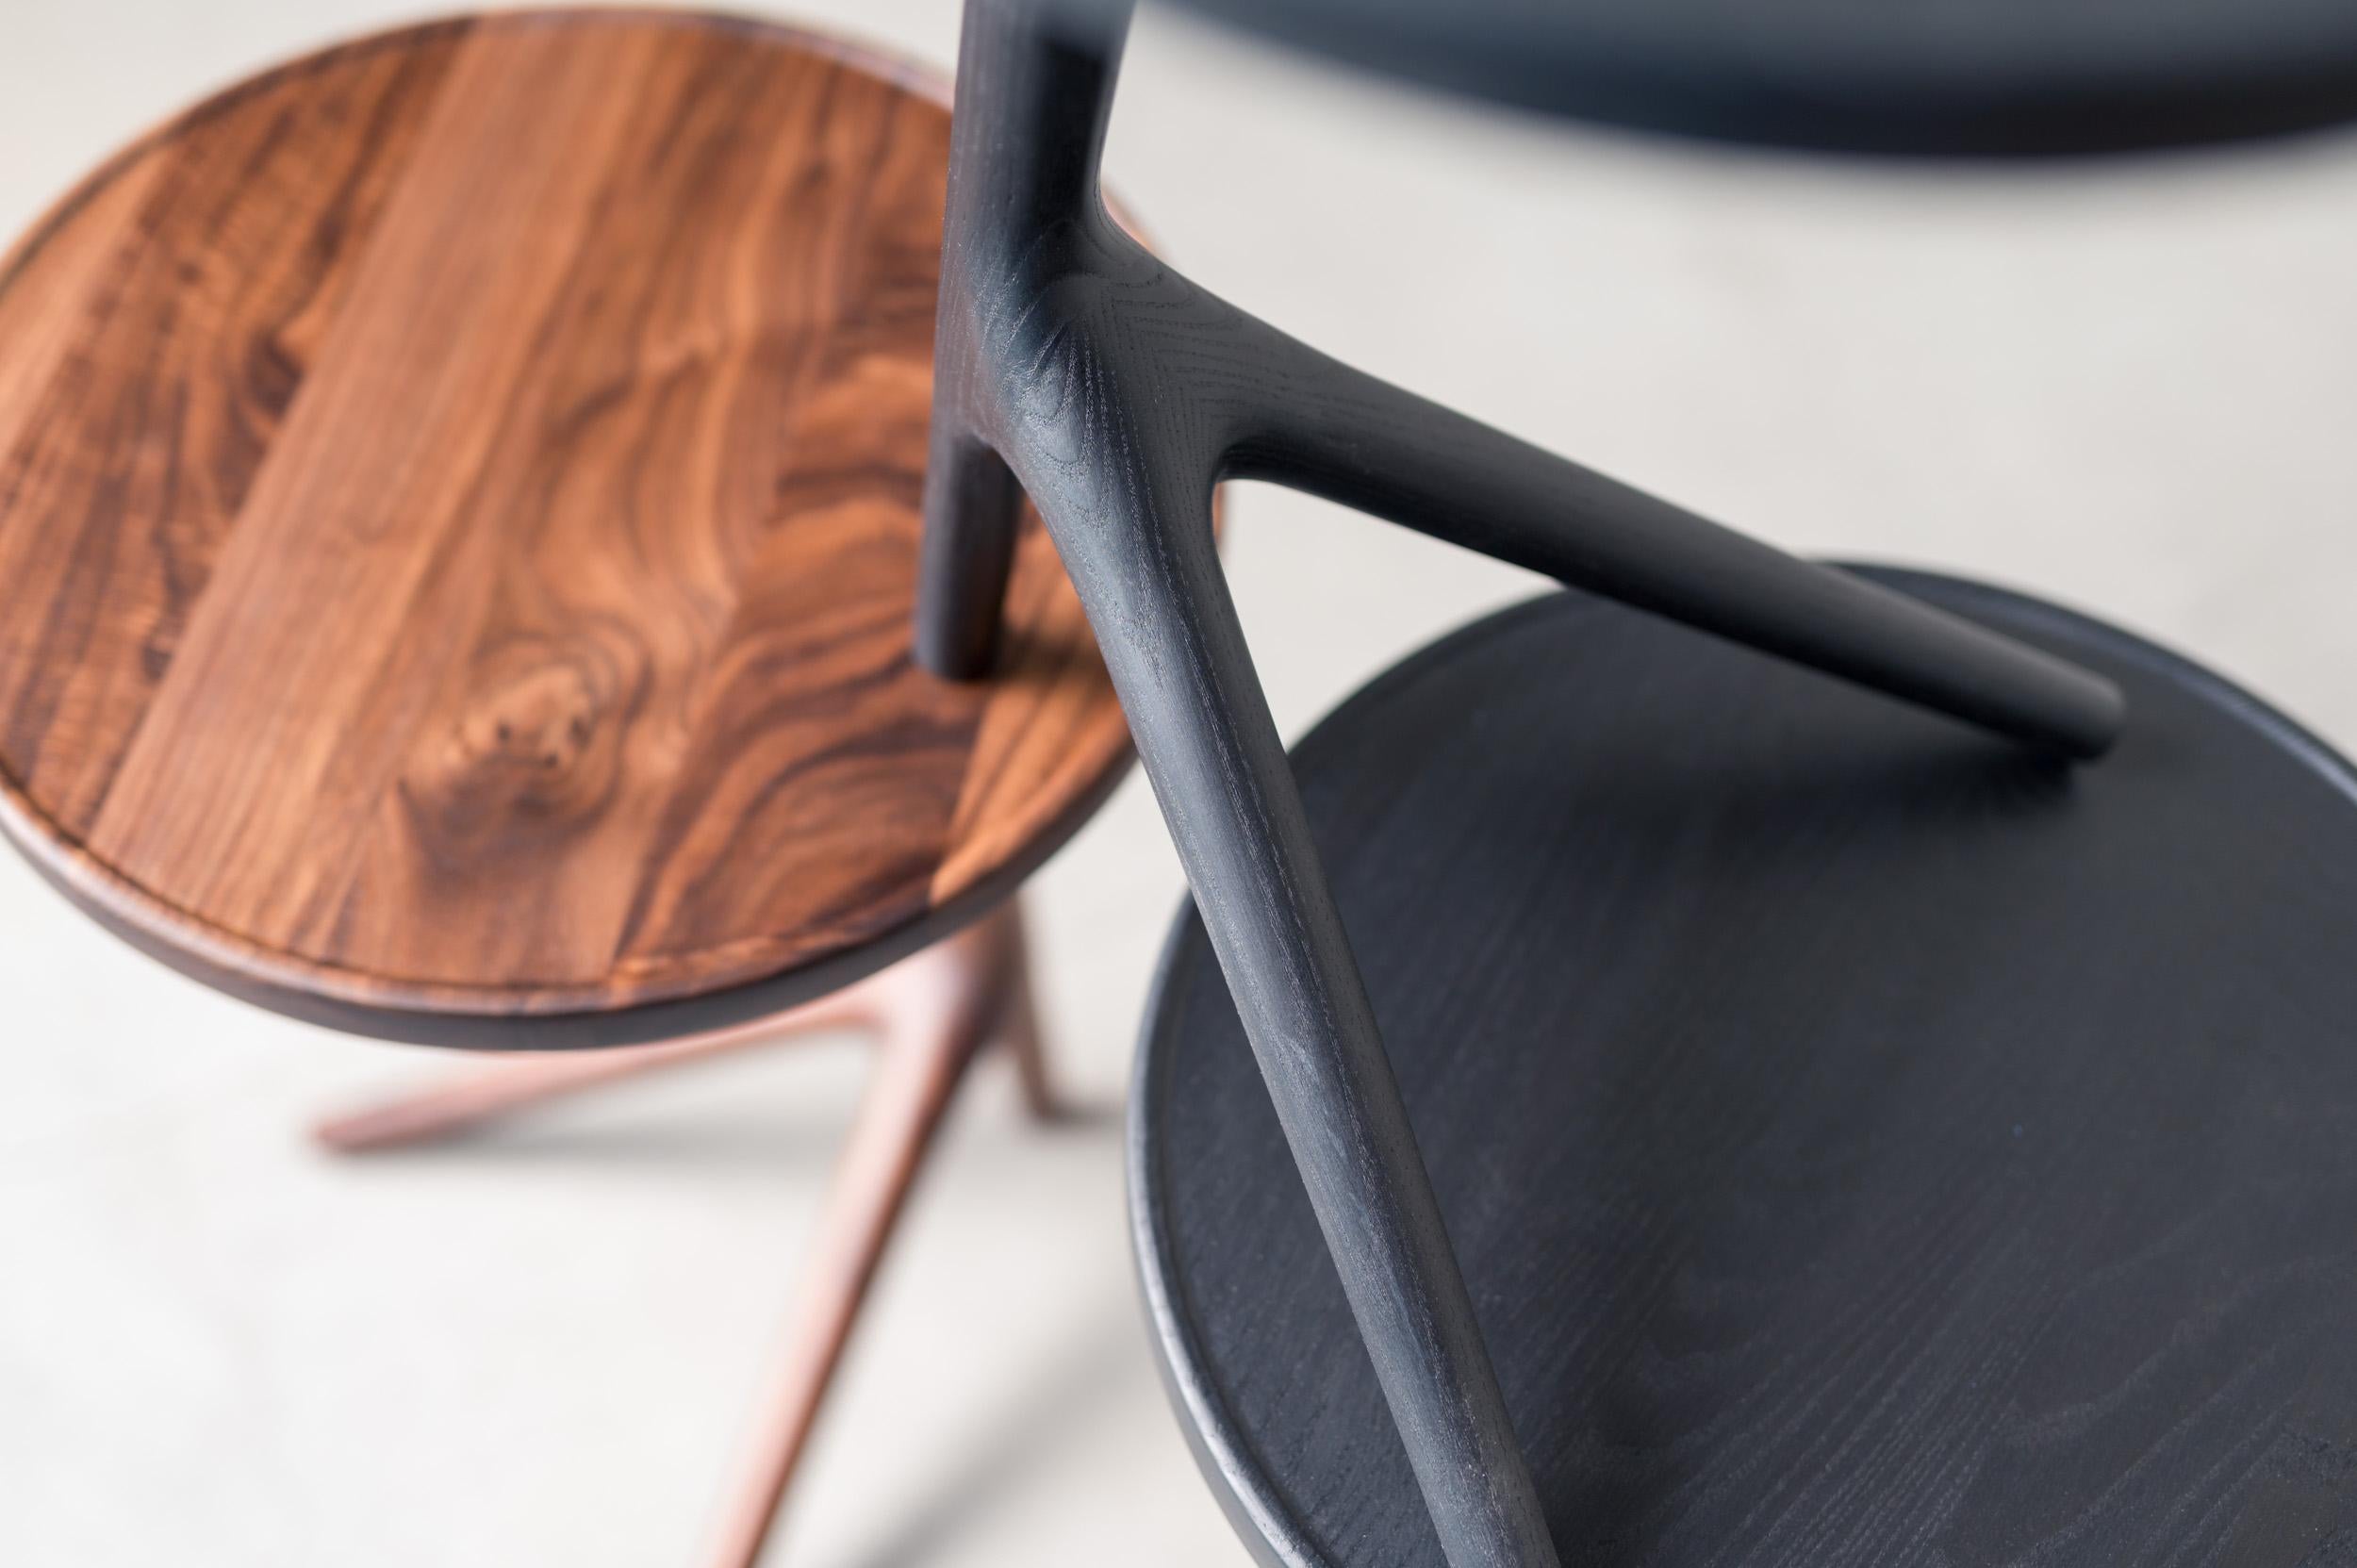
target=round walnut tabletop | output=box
[0,11,1129,1049]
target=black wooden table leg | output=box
[916,425,1024,680]
[1024,439,1565,1568]
[1223,327,2123,758]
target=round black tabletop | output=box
[1134,568,2357,1565]
[1149,0,2357,157]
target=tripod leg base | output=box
[311,907,1047,1563]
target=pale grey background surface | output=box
[2,3,2354,1565]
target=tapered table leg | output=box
[1010,445,1563,1568]
[1224,318,2123,758]
[698,921,1012,1568]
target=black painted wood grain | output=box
[917,5,2129,1565]
[1136,569,2357,1568]
[913,3,2154,1564]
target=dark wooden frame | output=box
[915,4,2127,1566]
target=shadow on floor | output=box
[837,1302,1151,1568]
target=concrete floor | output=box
[3,3,2355,1565]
